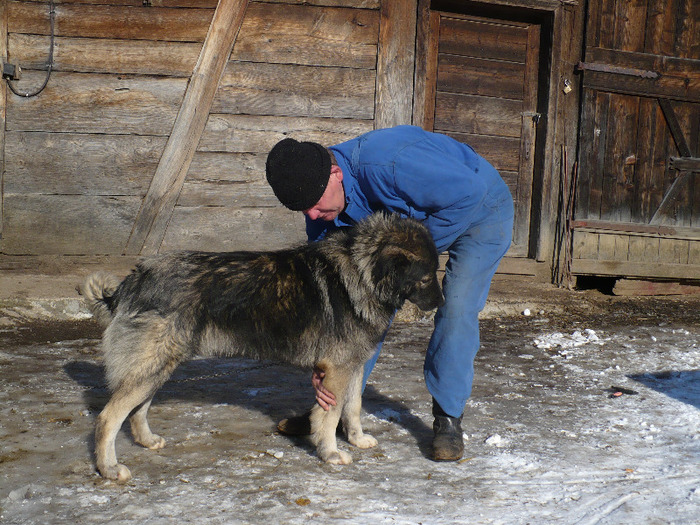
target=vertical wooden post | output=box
[375,0,417,129]
[0,0,7,241]
[412,1,439,129]
[125,0,249,255]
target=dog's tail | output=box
[80,272,121,327]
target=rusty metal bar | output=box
[576,61,660,79]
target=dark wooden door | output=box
[414,8,543,257]
[572,0,700,280]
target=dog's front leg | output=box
[309,360,352,465]
[342,367,378,450]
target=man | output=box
[265,125,514,461]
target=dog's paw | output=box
[142,434,166,450]
[322,450,353,465]
[350,433,378,449]
[99,463,132,483]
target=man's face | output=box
[303,167,345,221]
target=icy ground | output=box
[0,310,698,524]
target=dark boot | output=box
[431,399,464,461]
[277,411,312,436]
[277,410,343,436]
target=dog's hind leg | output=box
[309,360,353,465]
[342,367,378,450]
[130,397,166,450]
[95,383,157,483]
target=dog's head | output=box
[354,213,444,311]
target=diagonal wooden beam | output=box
[125,0,249,255]
[658,98,691,158]
[650,98,695,225]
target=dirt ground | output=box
[0,273,698,524]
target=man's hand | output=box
[312,367,337,410]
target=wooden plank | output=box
[632,97,658,222]
[659,238,690,265]
[442,131,520,172]
[589,91,611,219]
[41,0,378,6]
[9,34,201,76]
[126,0,249,256]
[5,71,186,135]
[659,98,692,157]
[511,22,539,254]
[29,1,378,6]
[650,172,693,225]
[572,230,599,260]
[571,219,700,241]
[675,0,699,61]
[539,3,584,265]
[4,131,166,195]
[434,92,522,138]
[413,7,439,129]
[0,194,141,255]
[198,114,373,153]
[9,1,213,42]
[374,0,416,129]
[602,92,639,223]
[670,157,700,172]
[571,258,700,280]
[615,0,647,53]
[177,179,279,208]
[644,0,675,56]
[231,2,379,69]
[29,0,219,7]
[412,0,433,128]
[437,54,525,100]
[1,0,7,239]
[575,89,595,221]
[213,61,375,119]
[586,47,700,81]
[160,206,306,252]
[582,72,700,103]
[187,151,265,183]
[584,0,601,49]
[613,279,700,296]
[596,0,616,50]
[438,16,528,62]
[600,234,629,262]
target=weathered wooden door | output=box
[572,0,700,280]
[414,5,544,257]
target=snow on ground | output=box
[0,315,698,524]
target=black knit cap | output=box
[265,138,332,211]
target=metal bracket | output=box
[522,111,541,125]
[2,63,21,81]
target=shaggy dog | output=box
[82,213,443,482]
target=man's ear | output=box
[331,164,343,182]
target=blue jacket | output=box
[306,126,510,252]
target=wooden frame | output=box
[413,0,584,271]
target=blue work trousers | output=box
[363,178,514,418]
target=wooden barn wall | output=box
[571,0,700,281]
[0,0,382,256]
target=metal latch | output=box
[522,111,541,125]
